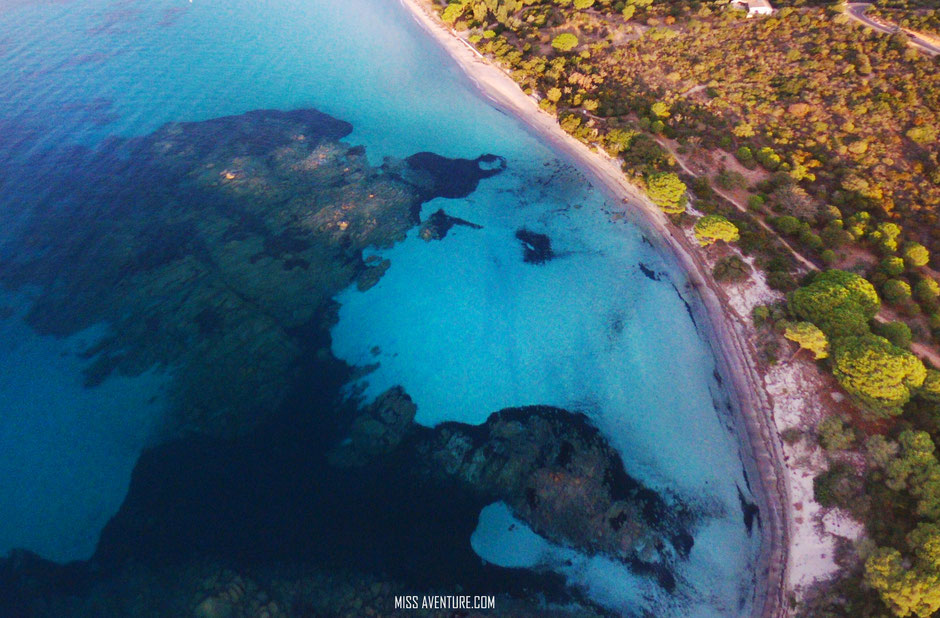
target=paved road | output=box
[845,2,940,56]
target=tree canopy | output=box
[904,242,931,268]
[865,547,940,618]
[694,214,739,247]
[831,334,926,417]
[645,172,687,214]
[788,270,881,338]
[784,321,829,360]
[551,33,579,52]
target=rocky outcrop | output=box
[514,229,553,264]
[332,401,694,592]
[419,209,482,241]
[327,387,417,467]
[420,406,692,591]
[0,109,505,436]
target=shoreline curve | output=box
[395,0,792,615]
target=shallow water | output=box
[0,0,759,614]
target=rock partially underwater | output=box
[400,152,506,200]
[0,393,692,613]
[0,109,505,435]
[335,401,695,593]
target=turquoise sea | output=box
[0,0,761,615]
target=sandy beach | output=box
[396,0,792,615]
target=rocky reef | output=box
[400,152,506,200]
[515,228,554,264]
[0,107,697,614]
[326,398,695,593]
[0,108,503,436]
[418,209,482,241]
[421,406,693,591]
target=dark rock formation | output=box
[515,228,554,264]
[332,402,694,592]
[419,208,482,241]
[327,387,417,467]
[638,263,662,281]
[356,258,391,291]
[0,109,504,436]
[402,152,506,199]
[419,406,692,591]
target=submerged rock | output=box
[418,406,693,591]
[331,400,695,591]
[419,208,482,241]
[356,258,391,291]
[0,109,504,436]
[401,152,507,199]
[327,387,416,467]
[515,228,553,264]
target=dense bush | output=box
[712,255,751,283]
[645,172,687,214]
[873,320,913,349]
[694,215,739,246]
[831,334,926,417]
[817,415,855,450]
[788,270,880,337]
[551,33,579,51]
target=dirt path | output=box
[656,138,820,273]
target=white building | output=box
[730,0,774,17]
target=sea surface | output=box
[0,0,760,615]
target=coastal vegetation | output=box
[693,214,739,246]
[428,0,940,613]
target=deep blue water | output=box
[0,0,760,615]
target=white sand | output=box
[765,361,864,598]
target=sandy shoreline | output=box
[396,0,791,615]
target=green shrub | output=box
[817,416,855,450]
[883,279,913,304]
[814,461,863,509]
[920,369,940,404]
[551,33,579,52]
[915,278,940,304]
[712,255,751,282]
[903,242,930,268]
[881,257,906,277]
[772,215,802,235]
[780,427,802,445]
[736,146,755,168]
[747,194,765,211]
[872,320,913,349]
[694,215,740,246]
[752,304,772,326]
